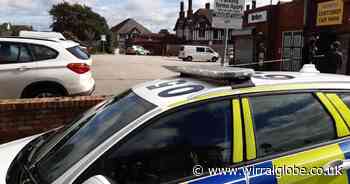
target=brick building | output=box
[174,0,234,45]
[307,0,350,74]
[130,32,180,56]
[111,18,152,51]
[233,0,350,73]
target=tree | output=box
[49,2,111,47]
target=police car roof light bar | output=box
[164,65,256,88]
[164,65,255,80]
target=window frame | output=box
[28,43,59,61]
[240,89,347,166]
[205,48,214,53]
[326,92,350,135]
[0,41,34,64]
[73,96,240,184]
[196,47,205,53]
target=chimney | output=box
[252,0,256,9]
[188,0,193,17]
[180,1,185,18]
[205,3,210,10]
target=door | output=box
[234,36,253,64]
[74,99,247,184]
[0,42,36,98]
[205,47,215,61]
[327,92,350,175]
[242,92,348,184]
[195,47,206,61]
[282,31,303,71]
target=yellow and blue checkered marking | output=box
[247,161,278,184]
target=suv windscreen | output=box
[67,46,90,60]
[33,91,156,183]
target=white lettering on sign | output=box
[248,11,267,24]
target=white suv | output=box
[0,37,95,98]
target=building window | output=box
[199,29,205,38]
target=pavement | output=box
[91,54,220,96]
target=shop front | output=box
[232,6,277,70]
[309,0,350,74]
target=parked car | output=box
[125,46,137,55]
[2,64,350,184]
[125,45,150,55]
[143,48,151,55]
[179,45,220,62]
[0,37,95,98]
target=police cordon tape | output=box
[231,59,291,67]
[192,164,343,178]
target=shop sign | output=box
[317,0,344,26]
[212,0,245,29]
[248,11,267,24]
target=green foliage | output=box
[49,2,112,50]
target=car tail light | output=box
[67,63,90,74]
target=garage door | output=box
[235,37,254,64]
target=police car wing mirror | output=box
[82,175,116,184]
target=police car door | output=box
[73,97,248,184]
[241,92,349,184]
[183,98,248,184]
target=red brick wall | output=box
[0,96,107,143]
[275,0,305,59]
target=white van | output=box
[178,45,220,62]
[19,31,66,41]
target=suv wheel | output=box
[25,88,65,98]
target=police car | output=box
[2,64,350,184]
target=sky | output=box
[0,0,281,33]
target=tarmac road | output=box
[91,54,219,96]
